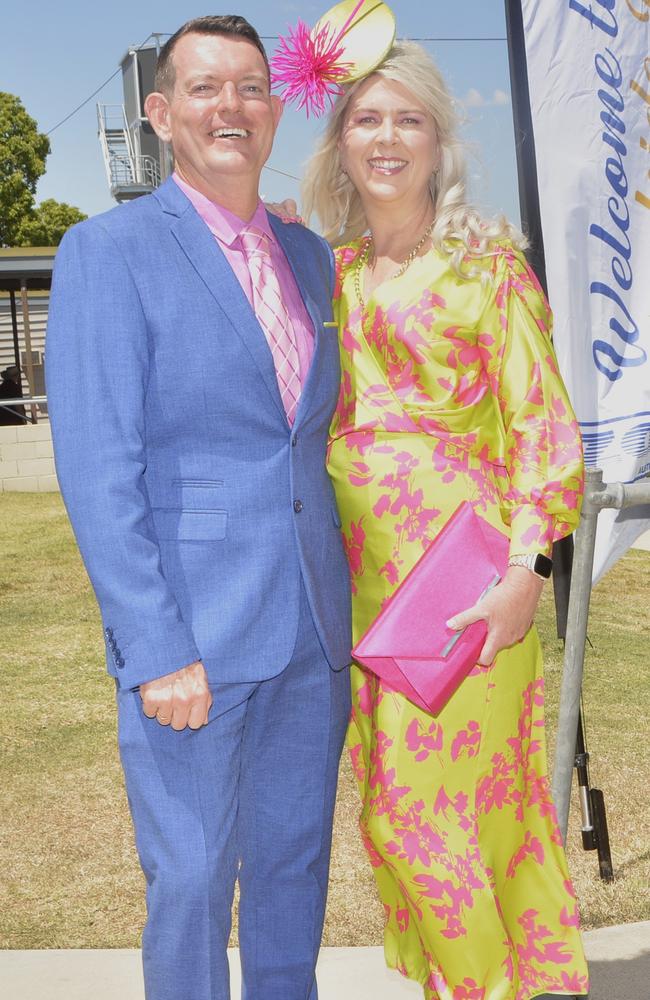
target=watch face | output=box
[534,554,553,579]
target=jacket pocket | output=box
[172,479,224,487]
[171,480,225,511]
[152,507,228,541]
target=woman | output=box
[302,41,589,1000]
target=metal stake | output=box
[552,468,602,841]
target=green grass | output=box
[1,493,648,948]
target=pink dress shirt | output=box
[172,173,315,384]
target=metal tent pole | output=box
[553,470,650,841]
[9,289,21,371]
[552,469,602,840]
[19,279,38,424]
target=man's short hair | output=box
[155,15,270,95]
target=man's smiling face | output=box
[147,32,283,195]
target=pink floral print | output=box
[328,241,589,999]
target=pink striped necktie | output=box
[240,225,301,425]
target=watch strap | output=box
[508,552,553,579]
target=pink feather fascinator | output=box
[270,0,396,117]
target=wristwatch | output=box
[508,552,553,580]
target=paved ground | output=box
[2,922,649,999]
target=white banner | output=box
[520,0,650,580]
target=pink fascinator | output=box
[271,0,397,117]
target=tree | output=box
[14,199,87,246]
[0,92,86,246]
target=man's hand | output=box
[140,660,212,731]
[446,566,544,665]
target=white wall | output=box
[0,294,48,376]
[0,421,58,492]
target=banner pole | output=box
[503,0,547,291]
[552,471,601,839]
[503,3,613,874]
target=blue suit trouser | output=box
[116,585,351,1000]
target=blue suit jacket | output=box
[46,177,352,690]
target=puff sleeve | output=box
[477,246,584,557]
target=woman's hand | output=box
[264,198,303,223]
[446,566,545,665]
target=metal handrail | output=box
[108,154,161,190]
[0,395,47,424]
[0,396,47,406]
[97,103,130,131]
[97,104,135,163]
[98,103,161,196]
[552,467,650,841]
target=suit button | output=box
[116,657,125,669]
[105,626,113,637]
[291,434,298,447]
[293,499,303,513]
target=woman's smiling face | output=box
[339,74,440,213]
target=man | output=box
[46,16,351,1000]
[0,366,25,425]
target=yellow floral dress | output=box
[327,240,589,1000]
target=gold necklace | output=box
[354,221,435,311]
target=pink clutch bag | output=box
[352,502,509,715]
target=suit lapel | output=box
[154,180,286,422]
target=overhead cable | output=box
[44,33,507,135]
[46,67,121,135]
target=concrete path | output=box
[2,922,649,999]
[632,530,650,552]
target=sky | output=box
[2,0,520,227]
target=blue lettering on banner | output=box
[579,411,650,476]
[582,429,616,464]
[569,0,618,36]
[621,422,650,456]
[569,1,647,382]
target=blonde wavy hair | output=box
[302,41,525,274]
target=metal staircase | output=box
[97,104,161,202]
